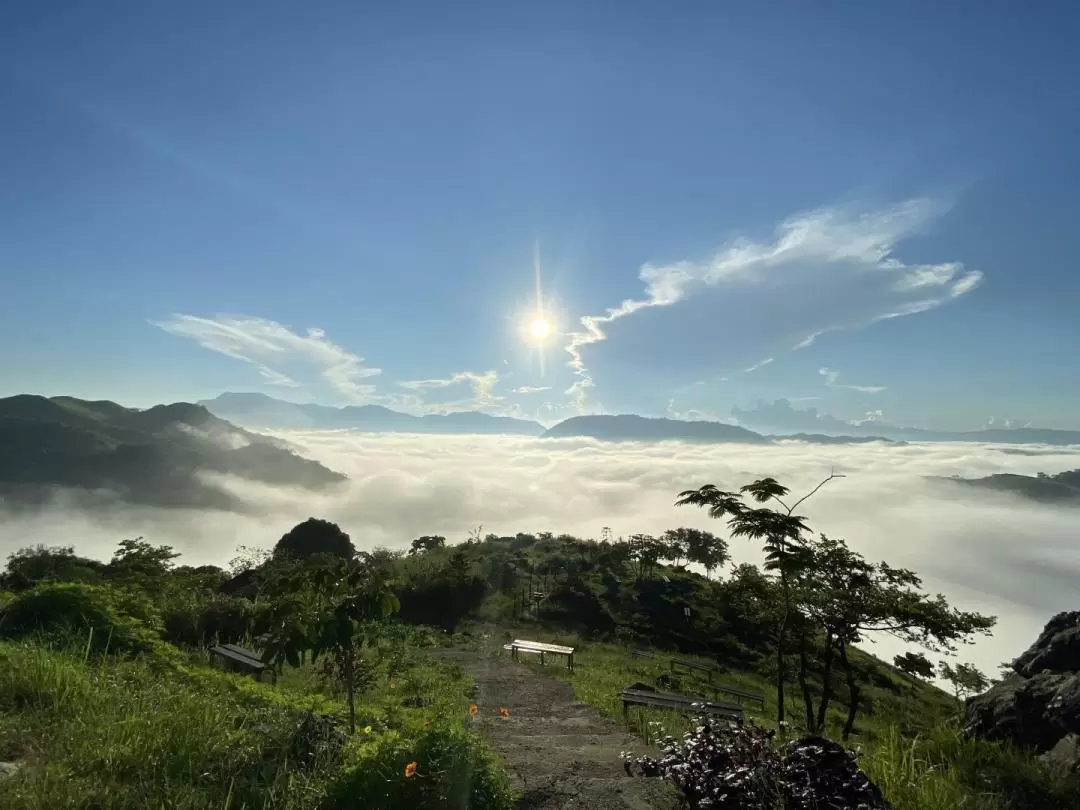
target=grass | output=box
[483,626,1080,810]
[0,631,513,810]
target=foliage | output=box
[0,582,168,656]
[274,518,357,562]
[938,660,990,701]
[623,720,890,809]
[663,527,730,577]
[893,652,935,681]
[408,535,446,555]
[0,544,105,591]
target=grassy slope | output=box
[0,633,512,810]
[489,628,1076,810]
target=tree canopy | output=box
[273,518,356,562]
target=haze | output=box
[3,432,1078,677]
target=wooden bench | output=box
[503,639,575,672]
[713,684,766,711]
[210,643,271,682]
[631,649,658,660]
[671,657,718,683]
[620,686,743,724]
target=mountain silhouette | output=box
[0,394,345,509]
[198,392,545,436]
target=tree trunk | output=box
[815,629,835,733]
[839,640,859,741]
[776,566,789,729]
[796,628,816,732]
[345,649,356,734]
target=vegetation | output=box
[0,472,1075,809]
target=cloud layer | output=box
[563,198,981,406]
[2,433,1077,677]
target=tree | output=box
[626,534,664,581]
[273,518,356,563]
[1,545,104,590]
[795,534,996,738]
[408,535,447,555]
[255,556,398,733]
[939,661,990,703]
[677,474,843,728]
[893,652,935,681]
[107,538,180,585]
[672,527,730,579]
[659,529,689,567]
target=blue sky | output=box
[2,1,1078,430]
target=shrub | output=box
[0,582,166,656]
[325,722,512,810]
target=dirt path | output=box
[434,647,679,810]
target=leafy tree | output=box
[677,474,842,728]
[666,527,730,578]
[626,534,664,581]
[659,529,689,567]
[795,534,996,738]
[227,544,273,576]
[1,545,104,590]
[273,518,356,563]
[255,556,399,733]
[939,660,990,702]
[408,535,447,555]
[108,537,180,584]
[893,651,935,680]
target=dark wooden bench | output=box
[631,649,658,660]
[210,643,271,682]
[620,686,743,724]
[671,657,718,682]
[713,684,766,711]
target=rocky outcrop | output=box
[964,611,1080,776]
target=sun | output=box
[529,317,551,340]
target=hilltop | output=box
[0,394,345,509]
[937,468,1080,505]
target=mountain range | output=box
[198,392,544,436]
[0,394,345,510]
[200,392,1080,447]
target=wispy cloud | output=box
[153,314,381,401]
[400,370,505,413]
[744,357,775,373]
[512,386,551,394]
[819,367,886,394]
[562,198,981,407]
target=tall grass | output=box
[0,632,513,810]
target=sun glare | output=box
[529,317,551,340]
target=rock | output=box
[1040,733,1080,779]
[1014,611,1080,677]
[965,671,1072,751]
[0,761,22,781]
[965,610,1080,777]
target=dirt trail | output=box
[434,647,678,810]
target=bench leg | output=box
[540,652,545,666]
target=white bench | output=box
[502,639,576,672]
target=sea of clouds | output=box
[3,431,1080,678]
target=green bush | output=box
[325,722,512,810]
[0,582,166,656]
[162,592,254,647]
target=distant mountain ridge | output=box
[733,400,1080,446]
[936,469,1080,505]
[199,392,545,435]
[0,394,345,509]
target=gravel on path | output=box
[433,647,679,810]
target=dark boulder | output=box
[965,611,1080,777]
[1014,611,1080,677]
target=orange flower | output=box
[404,761,418,778]
[499,707,510,718]
[468,703,478,716]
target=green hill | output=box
[0,394,346,509]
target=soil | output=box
[433,646,680,810]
